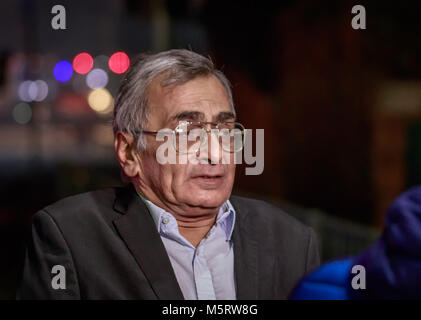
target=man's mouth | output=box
[191,175,225,188]
[194,175,222,179]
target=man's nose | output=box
[197,130,223,164]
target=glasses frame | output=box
[136,121,245,154]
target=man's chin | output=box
[182,191,228,210]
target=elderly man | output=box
[17,49,319,300]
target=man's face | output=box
[136,75,236,216]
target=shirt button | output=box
[162,217,170,224]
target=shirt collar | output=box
[137,192,236,241]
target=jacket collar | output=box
[112,185,259,300]
[229,196,259,299]
[139,193,236,242]
[112,184,184,300]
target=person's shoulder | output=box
[37,187,123,224]
[229,195,311,234]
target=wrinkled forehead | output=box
[165,101,236,126]
[147,75,233,126]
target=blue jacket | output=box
[290,186,421,299]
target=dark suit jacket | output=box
[17,184,320,299]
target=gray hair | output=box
[113,49,235,151]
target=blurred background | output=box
[1,0,420,298]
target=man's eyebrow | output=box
[170,111,204,122]
[215,112,236,122]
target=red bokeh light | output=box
[108,51,130,74]
[73,52,93,74]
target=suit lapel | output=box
[112,185,184,300]
[230,196,259,299]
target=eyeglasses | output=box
[136,121,245,154]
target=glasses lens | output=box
[219,123,244,153]
[174,122,205,154]
[173,122,244,154]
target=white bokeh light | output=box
[18,80,32,102]
[28,81,38,101]
[34,80,49,101]
[86,68,108,89]
[18,80,49,102]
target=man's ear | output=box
[114,131,141,178]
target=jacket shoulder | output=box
[229,195,311,234]
[39,187,122,223]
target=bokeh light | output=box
[73,52,94,74]
[18,80,49,102]
[34,80,49,101]
[87,88,113,114]
[55,92,89,115]
[108,51,130,74]
[12,102,32,124]
[18,80,32,102]
[54,60,73,82]
[86,68,108,89]
[94,55,109,69]
[28,81,38,101]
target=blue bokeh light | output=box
[53,60,73,82]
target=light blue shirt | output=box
[139,195,237,300]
